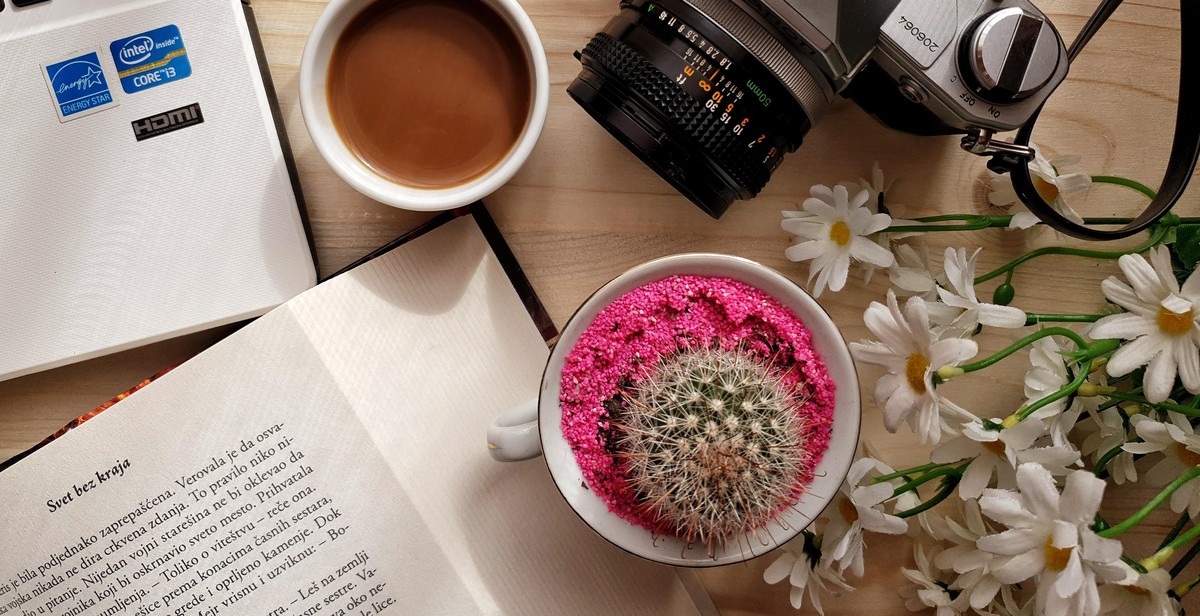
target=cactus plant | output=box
[614,345,810,555]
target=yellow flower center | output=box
[829,220,851,246]
[981,439,1007,457]
[1044,540,1073,572]
[1176,443,1200,467]
[905,353,930,394]
[1034,176,1060,202]
[839,497,859,524]
[1157,306,1194,337]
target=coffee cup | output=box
[488,254,861,566]
[299,0,549,211]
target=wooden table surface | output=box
[2,0,1196,614]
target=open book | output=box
[0,208,712,616]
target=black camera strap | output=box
[989,0,1200,240]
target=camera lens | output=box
[568,0,832,217]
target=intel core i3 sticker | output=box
[43,52,119,122]
[110,25,192,94]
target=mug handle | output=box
[487,398,542,461]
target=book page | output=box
[0,215,702,616]
[0,302,480,616]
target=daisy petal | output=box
[848,237,895,268]
[931,436,981,464]
[974,303,1028,328]
[1099,277,1156,316]
[958,458,995,500]
[1178,343,1200,392]
[1089,312,1155,340]
[1106,334,1163,377]
[990,551,1043,584]
[1054,172,1092,194]
[1118,252,1169,302]
[977,528,1043,556]
[1053,549,1085,598]
[1080,530,1122,564]
[1150,246,1181,293]
[979,490,1037,527]
[763,551,797,583]
[784,240,825,263]
[1015,463,1060,520]
[1059,471,1105,525]
[1143,348,1179,403]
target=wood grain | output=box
[1,0,1197,613]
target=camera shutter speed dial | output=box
[962,7,1061,102]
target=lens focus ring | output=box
[582,33,772,195]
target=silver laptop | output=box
[0,0,316,381]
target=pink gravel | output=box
[559,274,836,536]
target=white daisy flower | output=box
[856,163,923,285]
[781,183,894,297]
[1097,569,1178,616]
[860,442,925,531]
[1023,336,1087,447]
[931,418,1044,499]
[932,499,1005,610]
[978,464,1130,616]
[850,290,978,444]
[860,162,902,214]
[937,247,1028,335]
[900,544,970,616]
[889,242,940,299]
[820,457,908,577]
[989,143,1091,230]
[1090,245,1200,403]
[1016,438,1083,477]
[763,534,852,614]
[1123,413,1200,517]
[1024,336,1072,416]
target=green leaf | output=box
[1173,225,1200,281]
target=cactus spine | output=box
[615,346,808,555]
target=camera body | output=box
[569,0,1070,216]
[755,0,1068,134]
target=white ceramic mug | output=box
[298,0,550,211]
[488,254,861,566]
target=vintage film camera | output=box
[569,0,1199,239]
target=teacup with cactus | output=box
[489,254,859,566]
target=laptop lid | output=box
[0,0,317,381]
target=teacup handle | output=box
[487,398,542,461]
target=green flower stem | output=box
[1101,391,1200,417]
[896,474,962,519]
[1092,440,1134,477]
[973,225,1171,284]
[872,461,953,484]
[957,327,1089,375]
[1121,555,1150,575]
[1024,313,1104,325]
[890,462,970,500]
[1171,538,1200,577]
[885,215,1010,233]
[1174,574,1200,599]
[1098,466,1200,538]
[1160,512,1192,551]
[1092,175,1157,199]
[1014,359,1093,424]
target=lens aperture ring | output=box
[681,0,832,121]
[582,33,771,195]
